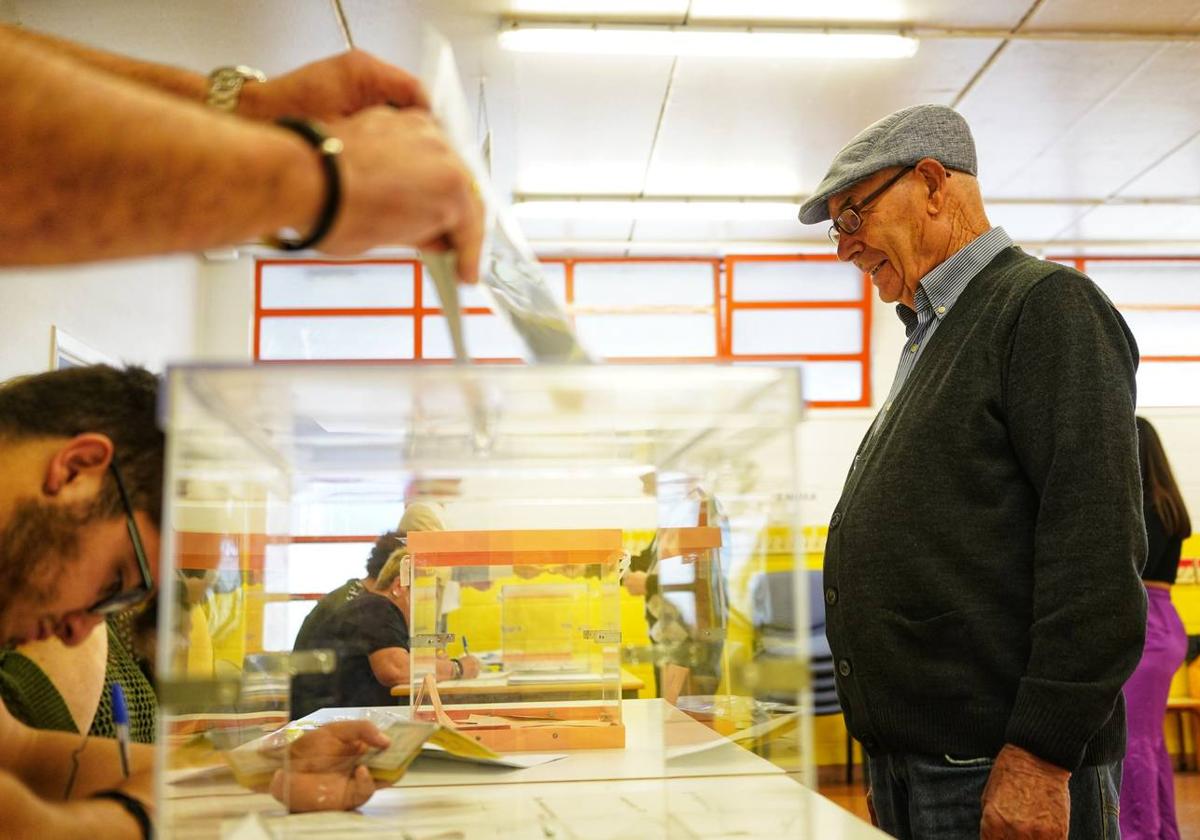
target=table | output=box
[389,668,646,702]
[164,700,887,839]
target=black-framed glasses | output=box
[828,166,915,245]
[86,459,154,616]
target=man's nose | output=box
[57,612,103,646]
[836,232,860,263]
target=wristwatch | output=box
[205,65,266,112]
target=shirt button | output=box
[936,306,946,315]
[909,344,919,353]
[825,587,838,606]
[838,659,852,677]
[884,402,892,412]
[830,511,842,529]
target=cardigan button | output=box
[838,659,852,678]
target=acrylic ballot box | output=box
[156,363,810,836]
[407,527,626,750]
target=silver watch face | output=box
[206,66,265,111]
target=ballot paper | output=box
[420,29,592,367]
[222,714,502,788]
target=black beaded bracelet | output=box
[93,789,154,840]
[270,117,343,252]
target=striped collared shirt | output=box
[877,226,1014,421]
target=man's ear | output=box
[42,434,114,500]
[915,157,948,214]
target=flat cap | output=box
[798,104,977,225]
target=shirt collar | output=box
[893,226,1013,331]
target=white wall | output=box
[194,254,257,362]
[0,256,200,380]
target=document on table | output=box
[417,743,566,769]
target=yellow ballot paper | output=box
[223,716,502,789]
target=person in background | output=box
[292,530,402,654]
[1122,417,1192,840]
[798,104,1146,840]
[291,547,480,720]
[0,24,483,281]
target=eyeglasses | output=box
[86,459,154,616]
[828,166,914,245]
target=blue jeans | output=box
[866,752,1122,839]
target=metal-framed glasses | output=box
[86,459,154,616]
[827,166,915,245]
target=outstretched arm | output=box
[0,28,482,279]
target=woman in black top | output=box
[1121,416,1191,840]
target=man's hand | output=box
[239,49,430,122]
[980,744,1070,839]
[314,106,484,283]
[459,655,482,680]
[267,721,392,813]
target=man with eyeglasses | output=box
[0,365,393,837]
[798,104,1147,840]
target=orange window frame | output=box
[255,255,873,407]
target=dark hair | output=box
[0,365,164,524]
[1136,416,1191,539]
[366,529,405,580]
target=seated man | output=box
[0,364,396,832]
[292,547,480,719]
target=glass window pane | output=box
[1088,261,1200,305]
[573,262,715,306]
[732,309,863,355]
[537,261,569,306]
[422,315,527,359]
[422,276,492,310]
[732,260,862,302]
[259,316,414,360]
[261,263,415,309]
[285,542,375,594]
[734,361,863,403]
[1121,311,1200,356]
[573,313,716,358]
[263,601,316,652]
[1137,361,1200,407]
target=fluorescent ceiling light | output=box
[498,23,918,59]
[513,199,802,222]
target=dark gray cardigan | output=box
[823,246,1147,771]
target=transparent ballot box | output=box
[407,528,625,751]
[156,363,810,835]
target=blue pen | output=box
[111,682,130,778]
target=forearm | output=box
[2,710,153,802]
[0,771,145,840]
[0,29,320,265]
[1,23,207,103]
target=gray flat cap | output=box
[798,104,977,224]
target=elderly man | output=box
[799,104,1147,839]
[0,365,394,837]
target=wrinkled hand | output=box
[459,654,482,679]
[980,744,1070,839]
[239,49,430,122]
[315,106,483,283]
[268,720,392,813]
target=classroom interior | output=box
[3,1,1200,838]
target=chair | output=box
[749,568,857,783]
